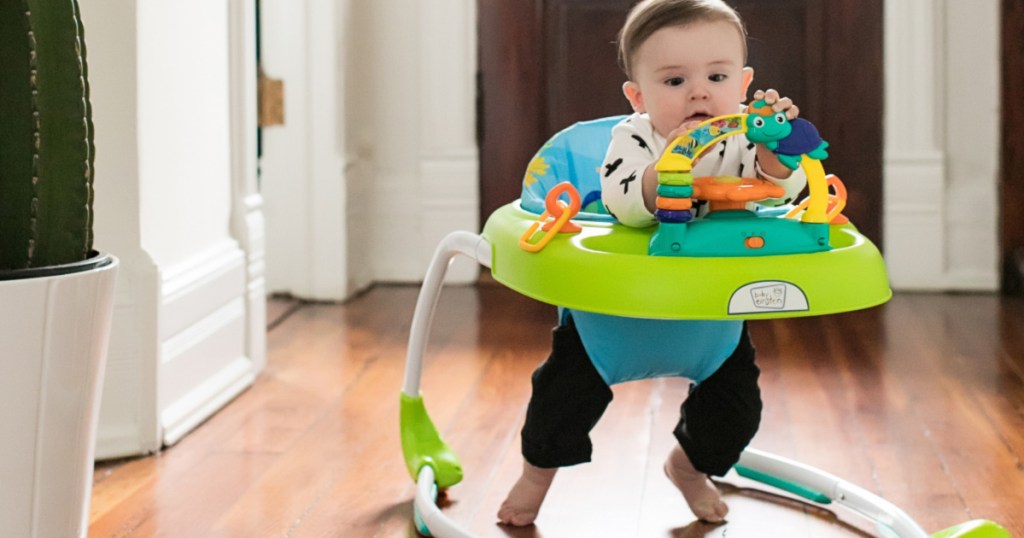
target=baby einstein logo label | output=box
[750,284,786,309]
[728,281,809,315]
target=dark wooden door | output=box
[1003,0,1024,293]
[479,0,884,244]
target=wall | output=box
[137,4,233,266]
[85,0,263,458]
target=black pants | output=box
[520,316,761,476]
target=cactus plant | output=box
[0,0,95,271]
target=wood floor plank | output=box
[216,286,548,538]
[211,377,402,536]
[888,296,1024,533]
[88,458,158,529]
[88,288,1024,537]
[440,350,546,535]
[266,295,301,329]
[91,289,416,536]
[838,309,967,533]
[210,292,453,537]
[772,316,878,488]
[520,381,660,537]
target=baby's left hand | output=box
[752,89,800,120]
[750,89,801,179]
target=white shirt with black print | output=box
[600,112,807,228]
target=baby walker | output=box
[399,104,1009,537]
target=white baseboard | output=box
[161,356,255,446]
[96,240,263,459]
[158,241,257,447]
[944,269,1000,292]
[420,156,479,284]
[369,157,480,284]
[95,425,158,461]
[234,192,268,371]
[94,251,163,460]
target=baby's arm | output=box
[601,118,660,227]
[603,117,717,223]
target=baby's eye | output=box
[709,73,727,82]
[665,77,684,87]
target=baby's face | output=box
[624,21,750,139]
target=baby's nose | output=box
[689,86,710,100]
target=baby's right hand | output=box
[666,120,702,143]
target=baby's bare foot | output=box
[664,445,728,523]
[497,462,557,526]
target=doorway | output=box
[1003,0,1024,293]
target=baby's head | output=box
[618,0,746,80]
[618,0,753,138]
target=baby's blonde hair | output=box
[618,0,747,80]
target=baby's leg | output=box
[670,325,762,522]
[497,461,557,526]
[499,317,613,526]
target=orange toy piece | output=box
[691,176,786,212]
[540,182,582,233]
[785,174,849,224]
[655,197,693,211]
[518,182,582,253]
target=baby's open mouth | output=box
[686,113,712,123]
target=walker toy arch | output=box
[398,108,1010,537]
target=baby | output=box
[498,0,806,526]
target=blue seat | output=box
[520,116,626,219]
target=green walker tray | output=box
[483,201,891,320]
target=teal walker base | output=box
[649,210,830,257]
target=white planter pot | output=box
[0,253,119,538]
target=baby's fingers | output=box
[772,96,792,112]
[769,98,800,119]
[758,88,781,103]
[752,89,799,119]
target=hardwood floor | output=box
[89,285,1024,537]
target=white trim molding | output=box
[229,0,267,370]
[883,0,999,291]
[343,1,480,285]
[93,253,162,459]
[158,241,254,447]
[883,1,947,290]
[417,0,480,283]
[941,0,1000,290]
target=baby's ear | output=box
[623,81,645,113]
[740,67,754,101]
